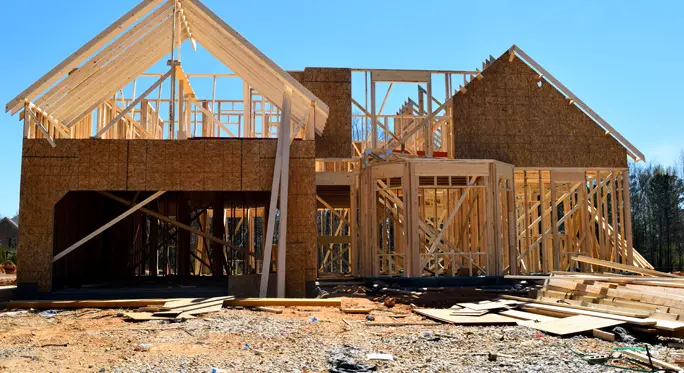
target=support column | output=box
[211,193,225,277]
[177,194,191,276]
[622,171,634,266]
[350,176,359,276]
[551,173,560,271]
[149,214,158,277]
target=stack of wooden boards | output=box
[497,256,684,340]
[124,296,234,321]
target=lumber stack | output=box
[501,270,684,337]
[124,296,233,321]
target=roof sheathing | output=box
[507,45,644,162]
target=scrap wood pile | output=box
[409,256,684,371]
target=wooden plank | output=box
[99,192,256,258]
[517,303,657,326]
[457,299,520,311]
[341,308,372,314]
[5,0,166,115]
[518,315,624,336]
[223,298,342,307]
[155,297,229,316]
[504,293,651,318]
[53,191,165,262]
[414,309,518,325]
[93,69,171,135]
[592,329,616,342]
[499,309,558,323]
[621,350,682,371]
[276,87,293,298]
[251,306,283,314]
[371,70,431,83]
[622,174,634,266]
[571,255,682,278]
[505,274,684,282]
[182,0,329,131]
[448,309,488,316]
[259,89,289,297]
[7,299,167,309]
[124,312,196,321]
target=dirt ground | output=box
[0,296,682,372]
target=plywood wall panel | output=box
[18,138,317,294]
[453,53,627,168]
[290,68,352,158]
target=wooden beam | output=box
[5,0,166,115]
[276,86,293,298]
[259,88,293,297]
[571,255,682,278]
[93,69,172,136]
[223,298,341,307]
[98,191,256,258]
[26,107,56,147]
[54,191,165,262]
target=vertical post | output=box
[550,172,560,271]
[243,82,252,137]
[425,79,433,157]
[23,103,30,138]
[350,175,359,276]
[149,215,158,277]
[610,174,619,263]
[276,87,293,298]
[177,194,190,276]
[305,104,315,140]
[408,163,420,277]
[370,79,377,149]
[201,101,210,137]
[507,177,517,275]
[178,80,186,139]
[211,192,225,277]
[581,172,591,271]
[523,171,531,272]
[485,169,497,275]
[140,99,148,137]
[622,171,634,266]
[259,88,293,298]
[168,2,177,133]
[540,171,550,272]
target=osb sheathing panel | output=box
[19,138,317,292]
[291,68,352,158]
[452,53,628,168]
[285,156,317,297]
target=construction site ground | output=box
[0,295,680,373]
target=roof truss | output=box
[6,0,329,134]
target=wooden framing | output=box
[9,0,650,295]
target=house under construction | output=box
[7,0,651,298]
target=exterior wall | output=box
[452,53,628,168]
[18,138,316,295]
[291,68,352,158]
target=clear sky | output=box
[0,0,682,218]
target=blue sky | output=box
[0,0,682,217]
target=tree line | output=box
[630,152,684,272]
